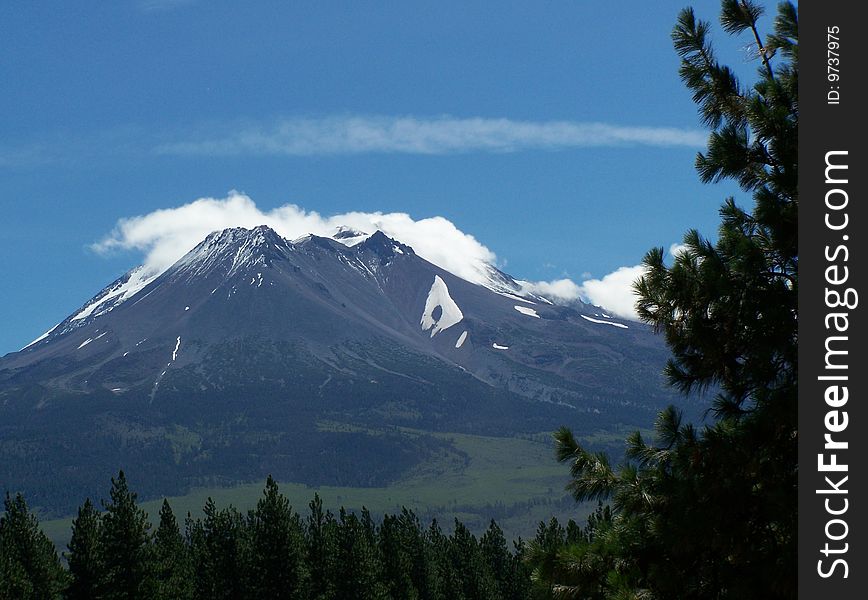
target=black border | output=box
[798,2,866,595]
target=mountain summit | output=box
[0,225,680,515]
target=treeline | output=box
[0,471,581,600]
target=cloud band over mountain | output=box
[93,193,670,320]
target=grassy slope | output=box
[41,427,640,549]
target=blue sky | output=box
[0,0,767,355]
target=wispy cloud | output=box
[0,115,704,169]
[155,115,707,157]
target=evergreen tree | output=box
[99,471,155,599]
[446,520,497,600]
[248,476,308,599]
[396,509,439,600]
[65,498,103,600]
[305,494,339,600]
[0,492,66,600]
[152,500,193,600]
[531,2,798,598]
[334,508,388,600]
[378,513,417,600]
[187,498,248,600]
[479,521,519,600]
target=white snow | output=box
[123,352,129,357]
[76,331,107,350]
[22,323,60,350]
[492,343,509,350]
[581,315,629,329]
[70,266,157,323]
[171,336,181,361]
[185,306,190,311]
[420,275,464,338]
[455,331,468,348]
[514,305,541,319]
[330,227,372,247]
[496,291,535,304]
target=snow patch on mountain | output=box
[455,331,468,348]
[331,226,371,247]
[492,343,509,350]
[70,266,158,324]
[420,275,463,338]
[22,323,60,350]
[581,315,629,329]
[514,305,541,319]
[496,291,535,304]
[76,331,107,350]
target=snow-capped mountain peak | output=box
[20,225,561,351]
[331,226,371,246]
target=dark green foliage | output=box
[480,521,531,600]
[378,512,419,600]
[305,494,339,600]
[99,471,155,599]
[530,2,798,598]
[187,498,247,600]
[333,508,389,600]
[0,492,66,600]
[65,499,102,600]
[152,500,193,600]
[248,476,308,599]
[5,475,537,599]
[425,520,456,600]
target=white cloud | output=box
[525,243,689,321]
[155,115,707,157]
[94,192,682,322]
[524,279,583,302]
[577,266,648,320]
[523,266,646,322]
[668,242,689,258]
[92,192,496,285]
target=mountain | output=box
[0,225,684,516]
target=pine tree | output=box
[188,498,247,600]
[0,492,66,600]
[248,476,308,599]
[378,513,417,600]
[305,494,338,600]
[479,521,515,600]
[152,500,193,600]
[333,508,388,600]
[99,471,155,599]
[447,520,498,600]
[532,2,798,598]
[65,498,103,600]
[423,520,453,600]
[395,509,439,600]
